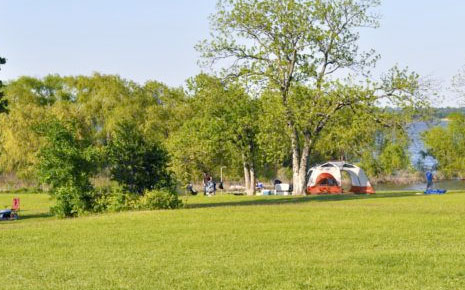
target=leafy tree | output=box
[0,76,91,179]
[142,81,188,143]
[167,74,260,194]
[0,55,7,113]
[106,121,175,194]
[199,0,426,194]
[423,113,465,178]
[36,119,98,217]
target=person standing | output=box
[425,170,434,190]
[203,172,210,195]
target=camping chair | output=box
[11,198,19,219]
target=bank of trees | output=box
[0,0,429,216]
[198,0,427,194]
[0,73,414,194]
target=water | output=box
[376,179,465,191]
[376,120,463,191]
[406,120,448,170]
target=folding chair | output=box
[11,197,20,219]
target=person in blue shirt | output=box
[425,170,434,190]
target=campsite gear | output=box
[424,189,447,195]
[206,180,216,195]
[261,190,272,196]
[12,197,20,211]
[186,184,197,196]
[0,209,18,221]
[307,162,375,195]
[275,183,291,195]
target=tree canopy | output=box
[199,0,427,194]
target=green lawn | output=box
[1,191,465,289]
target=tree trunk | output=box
[248,166,256,196]
[292,140,310,196]
[243,162,250,195]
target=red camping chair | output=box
[11,198,20,219]
[12,198,20,211]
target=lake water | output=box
[377,120,465,191]
[406,120,448,169]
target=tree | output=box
[167,74,260,194]
[199,0,426,194]
[0,76,91,179]
[423,113,465,178]
[36,119,98,217]
[106,121,175,194]
[0,55,7,113]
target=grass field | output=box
[1,191,465,289]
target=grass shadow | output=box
[185,191,421,209]
[16,211,53,220]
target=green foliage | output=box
[106,121,175,194]
[199,0,427,194]
[167,74,260,184]
[140,189,183,210]
[378,143,410,175]
[36,119,99,217]
[0,55,8,113]
[423,113,465,177]
[89,185,182,212]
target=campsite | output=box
[2,0,465,289]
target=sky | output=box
[1,0,465,105]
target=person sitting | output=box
[186,183,197,196]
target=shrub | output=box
[36,120,98,217]
[141,189,183,210]
[106,121,176,194]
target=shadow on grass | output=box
[17,212,53,220]
[185,191,421,209]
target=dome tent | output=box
[306,162,375,195]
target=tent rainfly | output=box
[306,162,375,195]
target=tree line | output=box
[4,0,460,216]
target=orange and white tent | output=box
[306,162,375,195]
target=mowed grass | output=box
[1,191,465,289]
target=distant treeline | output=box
[432,107,465,119]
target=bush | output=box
[106,121,176,194]
[90,185,183,213]
[140,189,183,210]
[36,120,99,217]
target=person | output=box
[186,183,197,196]
[425,170,434,190]
[205,176,216,196]
[202,172,210,196]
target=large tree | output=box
[198,0,426,195]
[0,55,7,113]
[167,74,260,195]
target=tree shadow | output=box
[17,212,53,220]
[185,191,421,209]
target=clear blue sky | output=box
[1,0,465,103]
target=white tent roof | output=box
[307,162,372,188]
